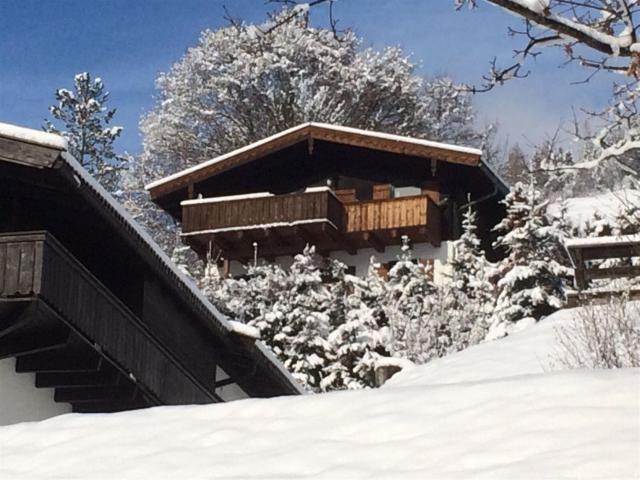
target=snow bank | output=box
[1,305,638,480]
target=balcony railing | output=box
[344,195,437,233]
[182,188,345,235]
[181,189,441,259]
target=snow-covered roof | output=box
[0,121,305,396]
[564,233,640,249]
[1,303,637,479]
[548,189,640,233]
[145,122,484,195]
[0,121,67,150]
[180,186,336,206]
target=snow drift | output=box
[0,305,638,480]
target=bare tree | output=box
[274,1,640,86]
[553,295,640,369]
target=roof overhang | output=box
[146,122,484,201]
[0,121,305,400]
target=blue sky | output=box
[0,1,612,157]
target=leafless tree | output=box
[553,295,640,369]
[271,1,640,185]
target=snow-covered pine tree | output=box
[322,258,391,390]
[240,261,290,346]
[489,180,572,339]
[447,205,495,345]
[614,201,640,236]
[45,72,126,192]
[384,237,446,363]
[269,246,332,391]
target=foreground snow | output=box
[1,306,638,479]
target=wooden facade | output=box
[150,123,507,264]
[0,123,302,415]
[181,189,441,261]
[565,235,640,306]
[147,123,483,202]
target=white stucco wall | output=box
[0,358,71,426]
[229,241,454,284]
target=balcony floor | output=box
[183,220,438,262]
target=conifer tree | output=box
[447,205,495,345]
[384,237,443,362]
[45,72,126,192]
[489,180,572,338]
[323,259,391,390]
[270,246,332,391]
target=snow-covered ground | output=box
[1,306,638,480]
[548,189,640,233]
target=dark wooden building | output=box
[0,122,302,422]
[147,123,508,278]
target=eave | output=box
[145,122,484,202]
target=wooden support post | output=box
[574,249,586,290]
[372,184,392,200]
[321,224,357,255]
[293,226,316,247]
[221,258,231,279]
[363,232,384,253]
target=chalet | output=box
[146,123,508,279]
[0,122,303,426]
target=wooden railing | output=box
[182,189,345,234]
[0,231,217,405]
[181,191,442,256]
[344,195,439,233]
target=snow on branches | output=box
[455,0,640,87]
[488,180,572,338]
[139,8,483,178]
[45,72,126,192]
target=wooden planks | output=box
[182,190,344,234]
[184,192,443,259]
[0,237,44,296]
[344,194,435,233]
[0,136,60,169]
[0,231,219,405]
[148,123,481,200]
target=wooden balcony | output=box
[181,189,441,261]
[0,231,219,412]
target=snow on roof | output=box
[1,304,637,479]
[564,233,640,249]
[0,121,67,151]
[228,320,260,340]
[180,186,336,206]
[548,189,640,232]
[145,122,483,191]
